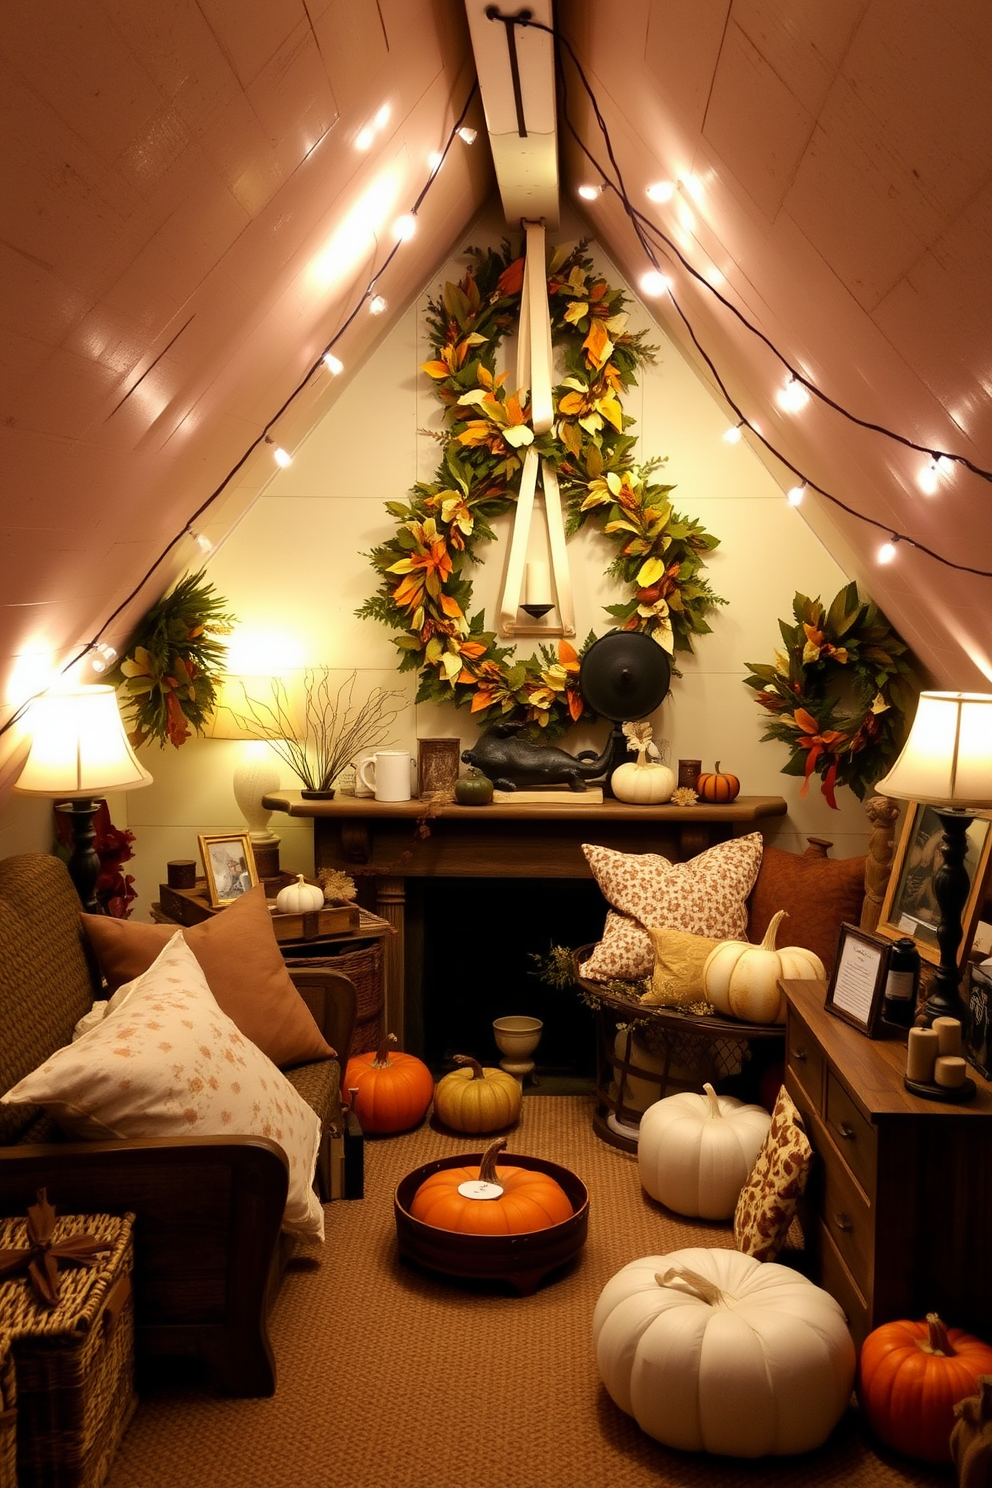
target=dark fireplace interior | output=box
[411,876,609,1079]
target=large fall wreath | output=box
[742,582,918,808]
[357,240,725,736]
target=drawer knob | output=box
[833,1212,853,1233]
[837,1121,856,1141]
[790,1045,807,1062]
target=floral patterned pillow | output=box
[579,834,764,982]
[1,932,324,1239]
[734,1084,814,1262]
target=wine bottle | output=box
[882,936,920,1030]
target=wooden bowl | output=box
[394,1152,589,1295]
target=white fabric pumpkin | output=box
[638,1082,770,1219]
[703,909,825,1024]
[593,1246,856,1457]
[610,759,675,804]
[275,873,324,914]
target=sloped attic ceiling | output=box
[1,0,991,786]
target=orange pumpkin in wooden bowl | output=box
[394,1138,589,1294]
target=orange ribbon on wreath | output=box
[793,707,845,810]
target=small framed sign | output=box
[198,832,259,907]
[825,924,891,1037]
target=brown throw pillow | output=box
[734,1084,813,1262]
[747,839,865,975]
[81,885,334,1069]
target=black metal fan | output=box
[579,631,672,796]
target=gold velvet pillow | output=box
[81,885,334,1069]
[644,926,722,1008]
[734,1084,814,1262]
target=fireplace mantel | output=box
[263,791,787,1044]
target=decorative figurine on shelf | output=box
[610,721,675,804]
[461,721,614,792]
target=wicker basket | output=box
[0,1211,137,1488]
[287,937,384,1055]
[0,1334,15,1488]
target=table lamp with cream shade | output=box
[876,691,992,1024]
[13,683,152,913]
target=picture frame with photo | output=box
[964,961,991,1080]
[875,802,992,969]
[824,923,891,1037]
[198,832,259,907]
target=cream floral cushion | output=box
[579,834,764,982]
[734,1084,813,1262]
[643,926,723,1008]
[1,932,324,1239]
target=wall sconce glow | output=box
[6,648,58,709]
[392,213,417,241]
[457,126,478,145]
[428,151,443,170]
[777,376,810,413]
[640,270,672,297]
[877,538,898,564]
[786,482,807,507]
[679,173,704,203]
[646,180,675,202]
[577,183,604,200]
[322,352,344,375]
[722,421,744,445]
[368,294,387,315]
[223,632,306,675]
[374,104,390,131]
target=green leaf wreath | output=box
[110,570,236,748]
[742,581,918,808]
[357,240,726,736]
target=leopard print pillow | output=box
[734,1084,814,1262]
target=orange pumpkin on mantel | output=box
[696,762,741,803]
[410,1138,573,1234]
[858,1313,992,1463]
[345,1033,434,1135]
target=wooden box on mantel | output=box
[157,878,361,943]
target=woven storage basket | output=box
[0,1211,137,1488]
[287,937,384,1055]
[0,1334,15,1488]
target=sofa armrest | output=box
[0,1134,289,1396]
[288,966,357,1065]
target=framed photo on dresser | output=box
[875,802,992,969]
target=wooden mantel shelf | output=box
[262,790,787,1042]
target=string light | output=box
[393,214,417,241]
[577,182,604,199]
[776,376,810,413]
[89,643,117,674]
[265,435,292,467]
[918,456,942,496]
[190,530,213,555]
[646,180,675,202]
[878,537,899,564]
[787,482,807,507]
[722,421,744,445]
[639,270,672,297]
[322,352,343,375]
[457,126,478,145]
[368,294,387,315]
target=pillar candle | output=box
[934,1054,967,1089]
[932,1016,962,1057]
[906,1026,939,1083]
[524,560,550,605]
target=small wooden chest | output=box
[0,1211,136,1488]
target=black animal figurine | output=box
[461,721,614,792]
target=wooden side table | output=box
[782,977,992,1349]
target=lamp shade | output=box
[13,684,151,798]
[876,691,992,808]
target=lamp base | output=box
[58,797,103,914]
[921,807,973,1025]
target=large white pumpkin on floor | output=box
[593,1247,856,1457]
[702,909,825,1025]
[638,1082,770,1219]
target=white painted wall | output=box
[2,207,878,910]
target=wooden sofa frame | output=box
[0,853,357,1397]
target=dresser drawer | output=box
[824,1071,877,1195]
[785,1007,824,1112]
[816,1221,869,1350]
[819,1136,873,1295]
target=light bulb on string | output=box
[89,642,117,675]
[264,435,291,467]
[368,294,387,315]
[918,456,942,496]
[393,213,417,241]
[877,537,898,565]
[646,180,675,202]
[722,421,744,445]
[787,482,807,507]
[457,126,477,145]
[189,529,213,555]
[640,270,672,297]
[577,182,604,200]
[322,352,343,375]
[777,376,810,413]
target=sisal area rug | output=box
[107,1097,950,1488]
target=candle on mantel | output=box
[906,1026,939,1083]
[934,1054,967,1089]
[524,560,551,606]
[932,1016,962,1057]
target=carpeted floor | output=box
[106,1096,951,1488]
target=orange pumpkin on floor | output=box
[858,1312,992,1463]
[345,1033,434,1135]
[696,762,741,802]
[410,1138,573,1234]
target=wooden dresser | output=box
[782,977,992,1351]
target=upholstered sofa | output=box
[0,852,357,1397]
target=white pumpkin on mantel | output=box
[274,874,325,915]
[637,1082,770,1219]
[703,909,825,1025]
[610,719,675,804]
[593,1246,856,1457]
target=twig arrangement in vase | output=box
[218,668,404,796]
